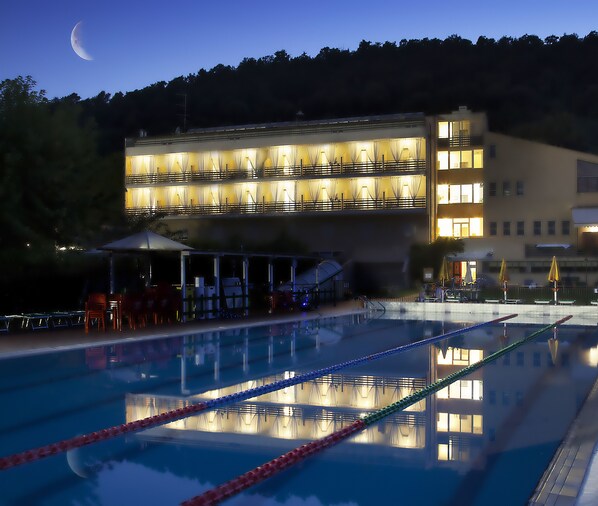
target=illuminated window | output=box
[451,120,470,138]
[437,380,483,400]
[437,184,449,204]
[461,185,473,203]
[453,219,469,238]
[438,219,453,237]
[449,185,461,204]
[437,218,483,238]
[439,122,449,138]
[470,218,483,236]
[473,149,484,168]
[437,412,449,432]
[438,438,470,461]
[437,348,483,365]
[461,150,473,168]
[473,183,483,202]
[438,413,483,434]
[449,152,461,169]
[439,184,482,205]
[437,151,449,170]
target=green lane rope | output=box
[362,315,572,425]
[182,315,572,506]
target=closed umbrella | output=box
[498,259,509,302]
[438,257,450,287]
[464,262,473,285]
[548,256,560,304]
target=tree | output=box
[409,238,464,285]
[0,76,121,251]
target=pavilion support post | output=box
[291,259,297,294]
[109,253,115,294]
[180,251,188,322]
[268,258,275,294]
[214,255,221,314]
[242,256,249,315]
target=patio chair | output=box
[155,284,179,324]
[121,293,147,330]
[84,293,107,333]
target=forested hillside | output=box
[78,34,598,155]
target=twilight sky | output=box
[2,0,597,100]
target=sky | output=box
[2,0,598,100]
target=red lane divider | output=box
[0,403,207,470]
[182,315,571,506]
[181,420,366,506]
[0,314,517,471]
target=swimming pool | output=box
[1,313,597,505]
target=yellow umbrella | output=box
[548,327,559,365]
[438,257,450,287]
[498,259,509,301]
[548,256,560,304]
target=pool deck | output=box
[1,299,597,505]
[0,301,364,359]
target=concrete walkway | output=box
[0,301,364,359]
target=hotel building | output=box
[124,107,598,290]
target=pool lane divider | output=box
[0,314,516,471]
[180,315,572,506]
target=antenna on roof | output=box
[177,93,188,132]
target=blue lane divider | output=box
[203,314,517,409]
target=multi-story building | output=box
[124,107,598,290]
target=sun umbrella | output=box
[98,230,193,292]
[498,258,509,302]
[548,327,559,365]
[438,257,450,287]
[548,255,560,304]
[463,262,473,285]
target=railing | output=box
[479,285,598,305]
[358,295,386,313]
[125,195,426,218]
[437,135,483,149]
[182,288,338,320]
[125,159,426,186]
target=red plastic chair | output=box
[84,293,107,333]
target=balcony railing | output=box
[437,135,483,149]
[125,159,427,186]
[125,195,426,218]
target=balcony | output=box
[437,135,483,149]
[125,159,427,186]
[125,195,426,218]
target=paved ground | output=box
[0,301,363,359]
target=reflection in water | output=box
[4,316,598,506]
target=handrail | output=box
[125,196,426,218]
[358,295,386,313]
[125,159,426,186]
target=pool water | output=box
[1,314,597,506]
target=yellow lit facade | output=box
[124,107,598,287]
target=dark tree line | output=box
[75,33,598,156]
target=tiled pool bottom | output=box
[1,313,598,505]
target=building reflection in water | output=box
[123,318,598,471]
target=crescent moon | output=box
[71,21,93,61]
